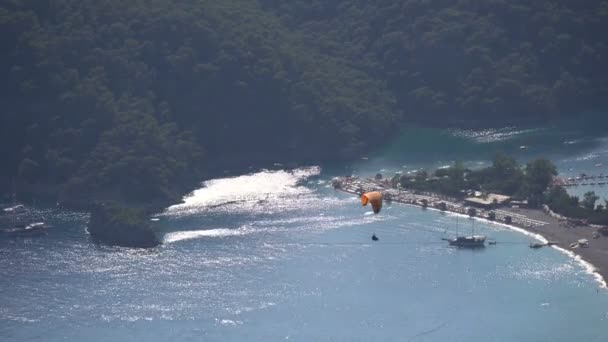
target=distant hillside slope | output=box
[0,0,398,204]
[1,0,606,206]
[260,0,608,124]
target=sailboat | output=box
[445,214,486,248]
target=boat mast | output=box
[471,218,475,236]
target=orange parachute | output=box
[361,191,383,214]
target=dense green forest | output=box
[260,0,608,125]
[1,1,607,206]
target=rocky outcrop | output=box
[88,202,160,248]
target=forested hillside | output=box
[0,0,398,205]
[260,0,608,125]
[1,0,607,206]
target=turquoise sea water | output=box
[2,119,608,341]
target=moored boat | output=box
[444,215,486,248]
[448,235,486,248]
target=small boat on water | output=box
[529,242,545,248]
[2,204,26,215]
[1,196,49,237]
[2,222,49,237]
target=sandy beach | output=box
[506,207,608,284]
[335,177,608,287]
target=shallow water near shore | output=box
[3,119,608,341]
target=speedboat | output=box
[2,204,26,215]
[2,221,49,236]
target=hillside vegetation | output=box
[1,1,606,206]
[261,0,608,124]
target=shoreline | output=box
[335,177,608,288]
[505,207,608,288]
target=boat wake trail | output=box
[407,321,448,341]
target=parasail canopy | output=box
[361,191,383,214]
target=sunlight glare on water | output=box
[165,166,322,216]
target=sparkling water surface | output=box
[2,120,608,341]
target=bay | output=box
[2,118,608,341]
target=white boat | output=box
[2,222,49,236]
[529,242,546,248]
[2,204,26,214]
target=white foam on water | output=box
[551,245,607,288]
[574,152,599,161]
[101,315,154,322]
[449,127,543,143]
[165,166,321,215]
[218,319,242,326]
[2,315,39,323]
[163,226,255,244]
